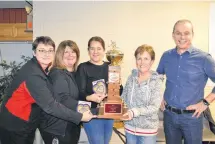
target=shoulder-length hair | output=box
[52,40,80,71]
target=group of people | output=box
[0,19,214,144]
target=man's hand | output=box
[186,101,208,118]
[160,99,166,111]
[81,110,97,122]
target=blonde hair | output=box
[52,40,80,71]
[134,44,155,60]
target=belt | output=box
[165,105,195,114]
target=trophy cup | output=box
[97,41,128,120]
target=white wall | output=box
[206,2,215,123]
[209,2,215,58]
[207,2,215,87]
[33,1,210,84]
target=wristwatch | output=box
[202,99,210,106]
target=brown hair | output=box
[52,40,80,71]
[88,36,105,50]
[32,36,55,51]
[134,44,155,60]
[173,19,194,34]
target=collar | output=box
[131,69,159,80]
[32,56,50,75]
[186,46,194,54]
[173,45,194,55]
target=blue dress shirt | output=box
[157,47,215,109]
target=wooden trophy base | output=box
[97,99,128,120]
[96,64,128,120]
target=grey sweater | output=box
[121,69,163,130]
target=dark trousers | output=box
[209,121,215,135]
[40,124,81,144]
[0,126,36,144]
[164,109,203,144]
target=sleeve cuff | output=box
[73,112,83,125]
[80,94,87,101]
[131,108,140,117]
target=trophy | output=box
[97,41,128,119]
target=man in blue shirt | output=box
[157,19,215,144]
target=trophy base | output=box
[97,100,128,120]
[97,114,127,120]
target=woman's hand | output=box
[160,99,166,111]
[86,93,107,103]
[81,110,97,122]
[121,110,134,121]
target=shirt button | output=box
[179,66,180,68]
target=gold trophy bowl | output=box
[106,49,124,66]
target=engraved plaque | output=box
[104,103,122,114]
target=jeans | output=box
[126,132,157,144]
[164,109,203,144]
[83,119,114,144]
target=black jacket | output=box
[40,68,81,136]
[0,57,82,132]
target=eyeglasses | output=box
[37,49,54,55]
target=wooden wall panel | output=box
[15,9,22,23]
[0,8,27,23]
[21,9,27,23]
[0,8,31,41]
[9,9,16,23]
[0,23,33,41]
[0,9,3,23]
[3,9,10,23]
